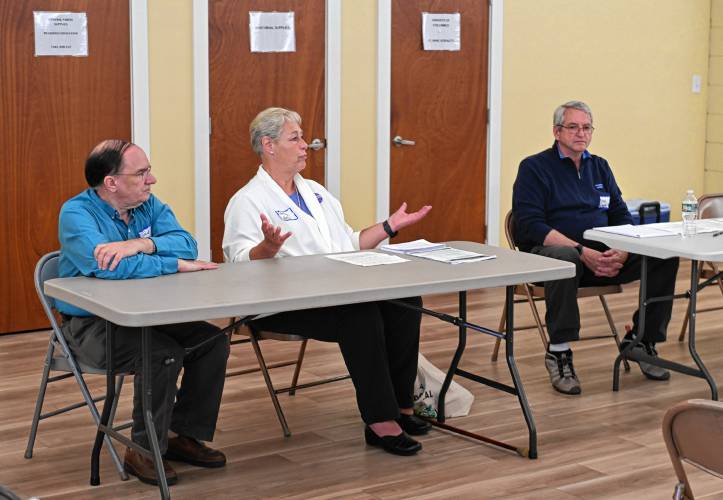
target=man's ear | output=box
[103,175,118,192]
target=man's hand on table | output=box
[177,259,219,272]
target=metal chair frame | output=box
[226,321,350,437]
[491,211,629,371]
[678,193,723,342]
[663,399,723,500]
[25,251,130,480]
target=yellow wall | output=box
[147,0,196,233]
[707,0,723,192]
[340,1,377,229]
[501,0,709,242]
[146,1,712,244]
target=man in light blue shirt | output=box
[58,140,229,487]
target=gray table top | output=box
[44,241,575,327]
[584,229,723,261]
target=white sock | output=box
[548,342,571,353]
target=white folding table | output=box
[584,229,722,399]
[45,241,574,499]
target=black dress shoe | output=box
[395,414,432,435]
[364,426,422,456]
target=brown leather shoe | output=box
[123,447,178,486]
[164,435,226,468]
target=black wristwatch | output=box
[383,219,398,238]
[575,243,583,255]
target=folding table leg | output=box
[687,261,719,400]
[504,285,538,459]
[91,321,116,485]
[142,326,170,499]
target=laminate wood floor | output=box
[1,261,722,499]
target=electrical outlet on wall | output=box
[692,74,702,94]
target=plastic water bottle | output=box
[681,189,698,237]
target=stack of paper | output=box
[592,224,674,238]
[326,252,409,267]
[413,247,496,264]
[381,239,448,254]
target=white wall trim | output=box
[375,0,392,223]
[192,0,211,260]
[486,0,503,246]
[326,1,342,198]
[130,0,150,155]
[376,0,503,244]
[193,0,342,261]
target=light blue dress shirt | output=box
[56,188,197,316]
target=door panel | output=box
[0,0,131,334]
[390,0,488,243]
[209,0,325,262]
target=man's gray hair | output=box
[249,107,302,155]
[553,101,593,126]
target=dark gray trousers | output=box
[251,297,422,425]
[61,317,229,453]
[530,245,679,345]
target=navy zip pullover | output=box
[512,142,632,252]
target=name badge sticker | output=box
[139,226,152,238]
[599,195,610,209]
[275,207,299,221]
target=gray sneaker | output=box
[620,338,670,381]
[544,349,581,395]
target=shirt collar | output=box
[88,188,134,220]
[554,141,590,160]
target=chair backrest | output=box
[698,193,723,220]
[34,251,62,334]
[663,399,723,497]
[504,210,517,250]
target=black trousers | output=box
[251,297,422,425]
[61,317,230,453]
[530,245,679,345]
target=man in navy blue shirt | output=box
[512,101,679,395]
[58,140,230,486]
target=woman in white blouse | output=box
[223,107,432,456]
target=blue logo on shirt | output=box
[315,192,323,204]
[275,207,299,221]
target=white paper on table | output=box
[618,219,723,236]
[694,219,723,233]
[381,239,448,254]
[592,224,675,238]
[249,11,295,52]
[325,252,409,267]
[413,247,496,264]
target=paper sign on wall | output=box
[249,11,295,53]
[422,12,460,51]
[34,11,88,57]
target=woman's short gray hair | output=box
[249,107,302,155]
[553,101,593,126]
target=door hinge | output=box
[209,116,212,136]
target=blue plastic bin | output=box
[626,199,671,225]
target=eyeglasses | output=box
[114,166,152,180]
[558,124,595,134]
